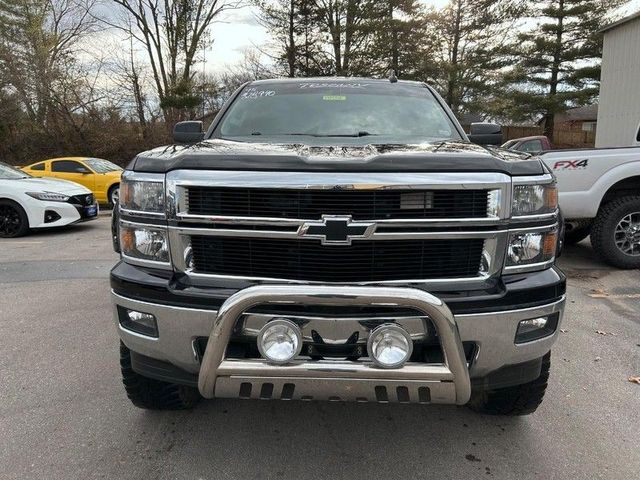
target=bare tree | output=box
[108,0,241,125]
[254,0,299,77]
[200,48,273,115]
[108,31,154,138]
[0,0,99,129]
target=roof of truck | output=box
[249,77,427,87]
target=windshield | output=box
[84,158,122,173]
[501,140,517,149]
[214,81,462,143]
[0,162,30,179]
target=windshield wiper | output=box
[274,131,379,138]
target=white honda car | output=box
[0,161,98,238]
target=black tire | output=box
[119,342,201,410]
[564,224,591,245]
[108,184,120,207]
[467,352,550,416]
[591,195,640,269]
[0,199,29,238]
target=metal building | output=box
[596,11,640,147]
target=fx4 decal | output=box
[553,159,589,170]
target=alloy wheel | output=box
[111,187,119,205]
[0,205,22,237]
[614,211,640,256]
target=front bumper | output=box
[28,200,98,229]
[200,285,471,404]
[112,280,565,404]
[75,201,99,221]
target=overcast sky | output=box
[202,0,640,72]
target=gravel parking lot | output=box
[1,216,639,480]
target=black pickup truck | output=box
[111,78,565,415]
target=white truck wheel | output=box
[591,196,640,269]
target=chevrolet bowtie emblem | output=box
[297,215,376,245]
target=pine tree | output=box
[424,0,525,116]
[254,0,330,77]
[297,0,331,75]
[507,0,624,138]
[355,0,430,78]
[311,0,377,76]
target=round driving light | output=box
[367,324,413,369]
[257,319,302,364]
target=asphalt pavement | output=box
[1,217,639,480]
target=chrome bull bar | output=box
[198,285,472,405]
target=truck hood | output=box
[16,177,91,195]
[129,139,544,176]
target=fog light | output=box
[515,314,559,344]
[257,319,302,364]
[118,306,158,337]
[44,210,61,223]
[367,324,413,369]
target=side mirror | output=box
[468,122,503,146]
[174,121,204,144]
[76,167,91,174]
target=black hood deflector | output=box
[129,140,544,176]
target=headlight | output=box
[120,225,170,263]
[25,191,70,202]
[120,178,165,213]
[512,183,557,217]
[506,230,557,268]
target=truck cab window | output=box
[214,82,462,144]
[521,140,543,153]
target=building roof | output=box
[556,104,599,123]
[600,10,640,33]
[535,104,598,125]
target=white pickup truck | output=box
[540,145,640,268]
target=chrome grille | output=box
[189,237,485,282]
[185,187,491,220]
[167,171,511,283]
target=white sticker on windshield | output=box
[299,83,370,89]
[241,88,276,99]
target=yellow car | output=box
[22,157,123,205]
